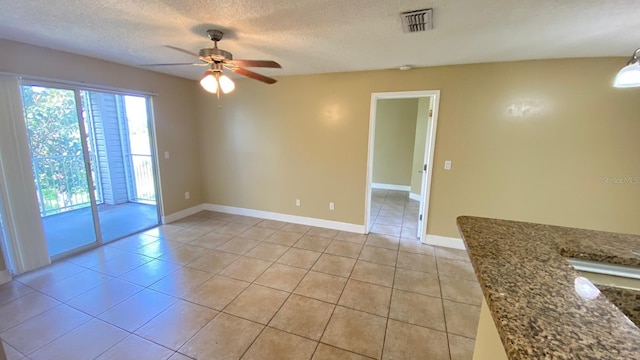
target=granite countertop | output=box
[456,216,640,360]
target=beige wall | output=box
[0,39,203,216]
[198,57,640,237]
[372,99,419,186]
[410,97,431,195]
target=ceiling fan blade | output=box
[139,62,206,67]
[229,67,277,84]
[165,45,200,58]
[225,60,281,68]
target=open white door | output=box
[417,163,427,240]
[417,100,438,242]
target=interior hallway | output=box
[370,189,420,239]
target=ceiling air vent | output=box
[400,8,433,33]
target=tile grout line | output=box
[310,229,368,359]
[137,223,278,357]
[188,210,444,359]
[2,215,228,359]
[379,222,400,360]
[11,252,164,357]
[374,190,453,359]
[434,252,454,360]
[158,217,477,356]
[270,227,348,355]
[4,210,474,359]
[176,225,299,356]
[25,285,160,359]
[83,221,236,358]
[0,302,91,358]
[233,225,318,359]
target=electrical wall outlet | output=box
[296,199,301,207]
[444,160,452,170]
[184,191,190,199]
[164,151,170,159]
[329,202,335,210]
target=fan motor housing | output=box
[199,48,232,62]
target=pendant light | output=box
[614,48,640,88]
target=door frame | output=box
[364,90,440,243]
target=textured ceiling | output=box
[0,0,638,80]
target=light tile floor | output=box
[370,189,421,240]
[0,205,482,360]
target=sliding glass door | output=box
[81,90,159,243]
[20,84,160,258]
[21,85,99,256]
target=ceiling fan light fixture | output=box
[219,74,235,93]
[149,30,279,96]
[200,70,218,93]
[614,48,640,88]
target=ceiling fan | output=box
[142,29,282,96]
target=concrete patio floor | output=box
[42,202,159,257]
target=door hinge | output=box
[419,214,423,221]
[429,109,433,117]
[423,164,427,171]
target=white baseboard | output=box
[424,234,466,250]
[371,183,411,192]
[162,204,205,224]
[0,269,11,285]
[203,204,365,234]
[409,192,421,201]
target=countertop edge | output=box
[456,215,640,360]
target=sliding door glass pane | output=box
[81,91,159,243]
[21,85,98,257]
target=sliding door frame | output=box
[144,97,164,226]
[20,80,102,259]
[73,88,104,251]
[19,78,162,260]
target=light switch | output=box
[444,160,452,170]
[164,151,170,160]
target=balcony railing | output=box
[32,153,155,217]
[32,154,103,216]
[128,154,156,203]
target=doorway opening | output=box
[364,91,440,243]
[20,84,161,258]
